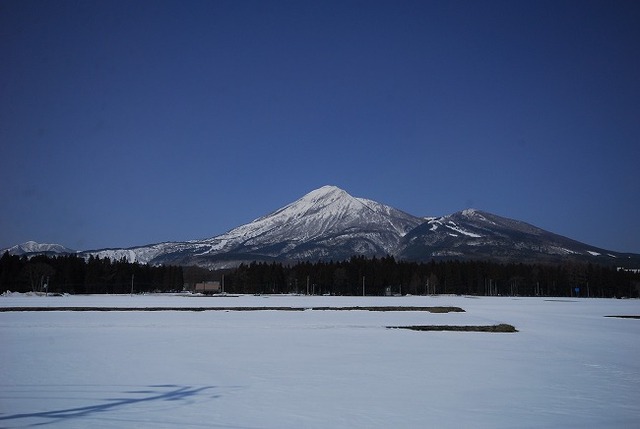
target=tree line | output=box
[218,256,640,298]
[2,252,638,297]
[0,252,183,294]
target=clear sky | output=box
[1,0,639,253]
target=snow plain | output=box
[1,294,639,428]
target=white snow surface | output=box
[425,218,483,238]
[445,221,482,238]
[1,294,639,428]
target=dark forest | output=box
[0,253,183,294]
[2,252,639,298]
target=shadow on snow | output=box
[0,384,220,426]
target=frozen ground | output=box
[1,294,639,428]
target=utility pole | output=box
[131,274,134,296]
[362,276,365,297]
[587,282,589,298]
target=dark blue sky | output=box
[2,0,639,252]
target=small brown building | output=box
[194,281,221,294]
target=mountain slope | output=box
[398,209,632,264]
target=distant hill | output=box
[2,241,75,256]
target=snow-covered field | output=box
[1,294,639,428]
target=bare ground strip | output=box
[0,306,465,313]
[605,315,640,319]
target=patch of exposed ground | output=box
[605,315,640,319]
[388,324,518,333]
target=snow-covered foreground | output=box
[1,294,639,428]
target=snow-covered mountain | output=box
[1,241,75,256]
[4,186,639,268]
[397,209,635,264]
[147,185,424,267]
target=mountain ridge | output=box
[3,186,639,268]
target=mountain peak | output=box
[273,185,355,220]
[302,185,349,200]
[315,185,344,193]
[461,208,479,217]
